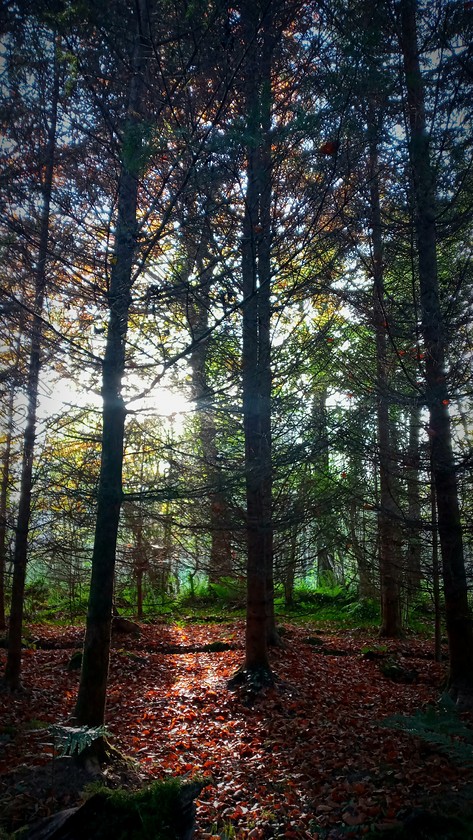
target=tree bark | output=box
[405,404,422,601]
[312,389,335,586]
[239,0,273,675]
[0,326,22,632]
[368,113,403,638]
[74,2,149,726]
[258,9,278,647]
[3,41,60,689]
[400,0,473,704]
[187,215,233,583]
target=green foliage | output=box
[49,724,109,757]
[342,598,380,621]
[286,584,380,628]
[22,576,89,623]
[292,582,350,606]
[23,580,49,618]
[361,644,388,656]
[382,695,473,767]
[121,122,166,176]
[174,577,245,617]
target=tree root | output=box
[227,665,275,695]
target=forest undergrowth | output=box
[1,620,473,839]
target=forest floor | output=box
[1,620,473,839]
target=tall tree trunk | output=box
[187,217,232,583]
[350,500,378,600]
[283,524,298,608]
[0,372,16,633]
[430,454,442,663]
[405,403,422,602]
[74,3,149,726]
[258,10,278,647]
[0,323,23,632]
[312,389,334,586]
[368,115,403,637]
[238,0,273,677]
[400,0,473,705]
[3,43,60,689]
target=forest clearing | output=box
[1,617,472,839]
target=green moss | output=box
[24,719,49,731]
[80,778,201,840]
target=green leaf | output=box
[49,724,109,756]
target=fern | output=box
[49,724,109,757]
[382,694,473,766]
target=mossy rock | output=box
[304,636,325,646]
[361,644,389,660]
[23,778,205,840]
[112,616,141,636]
[67,651,83,671]
[117,650,148,664]
[379,658,418,684]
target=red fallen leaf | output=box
[343,811,367,826]
[352,782,368,795]
[316,803,337,813]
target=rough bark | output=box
[74,3,149,726]
[239,0,273,674]
[400,0,473,704]
[405,404,422,600]
[187,216,233,583]
[258,12,279,647]
[368,116,403,638]
[0,328,22,632]
[3,43,59,689]
[312,389,335,586]
[283,525,298,608]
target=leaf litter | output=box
[1,621,472,838]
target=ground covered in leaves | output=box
[1,621,472,838]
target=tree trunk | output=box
[258,11,278,647]
[187,220,233,584]
[136,567,144,619]
[0,387,14,633]
[368,115,403,638]
[283,525,298,608]
[431,456,442,663]
[3,43,60,689]
[238,0,273,676]
[312,389,335,586]
[400,0,473,704]
[0,326,22,632]
[350,501,378,600]
[405,404,422,601]
[74,4,149,726]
